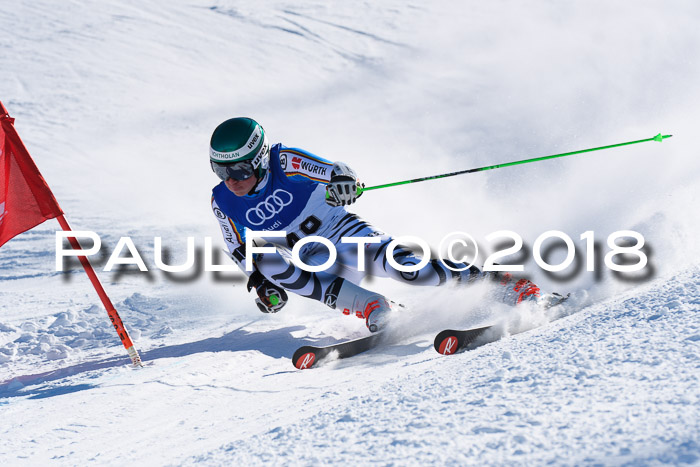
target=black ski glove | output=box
[246,270,288,313]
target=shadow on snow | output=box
[0,324,311,401]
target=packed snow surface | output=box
[1,1,699,465]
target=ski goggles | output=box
[211,160,255,181]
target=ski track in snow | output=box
[0,266,698,465]
[188,267,700,466]
[2,0,700,465]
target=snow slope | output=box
[1,0,699,465]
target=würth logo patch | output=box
[282,152,331,178]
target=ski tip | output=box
[294,351,317,370]
[437,335,460,355]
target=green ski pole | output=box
[355,133,672,195]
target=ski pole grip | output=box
[324,185,365,199]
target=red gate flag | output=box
[0,101,142,366]
[0,103,63,247]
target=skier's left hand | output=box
[246,270,288,313]
[326,162,364,207]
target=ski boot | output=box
[493,274,542,305]
[490,273,568,309]
[537,292,570,309]
[363,297,395,333]
[333,279,395,332]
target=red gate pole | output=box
[56,216,143,367]
[0,100,142,367]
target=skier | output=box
[210,117,560,332]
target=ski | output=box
[433,325,493,355]
[293,332,384,369]
[432,293,572,356]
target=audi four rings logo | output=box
[245,189,294,226]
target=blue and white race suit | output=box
[212,144,537,318]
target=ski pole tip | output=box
[653,133,673,142]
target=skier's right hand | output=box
[246,270,288,313]
[326,162,364,207]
